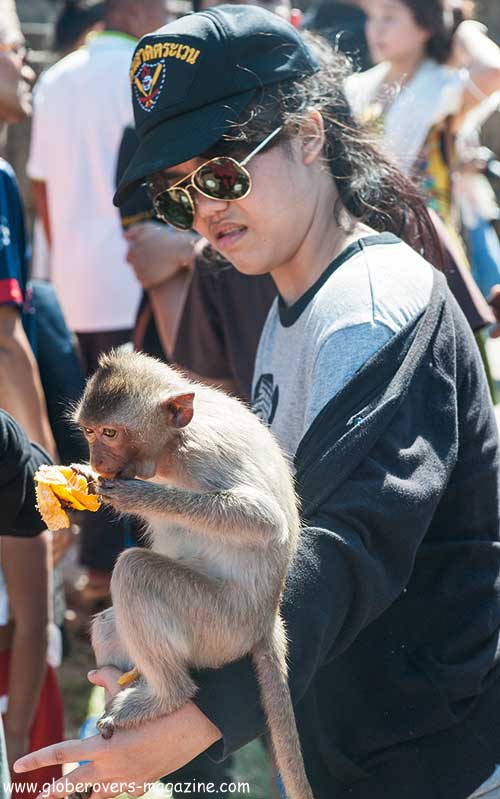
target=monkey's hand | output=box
[98,478,153,514]
[70,463,100,493]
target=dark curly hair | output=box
[53,0,104,53]
[399,0,474,64]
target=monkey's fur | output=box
[74,350,314,799]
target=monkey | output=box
[73,349,314,799]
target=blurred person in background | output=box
[53,0,105,56]
[191,0,301,22]
[0,6,64,792]
[303,0,371,70]
[453,96,500,312]
[0,409,64,799]
[0,0,57,460]
[347,0,500,231]
[28,0,167,377]
[30,0,105,284]
[28,0,169,607]
[346,0,500,392]
[0,534,64,799]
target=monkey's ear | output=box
[161,393,195,429]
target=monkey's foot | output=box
[97,714,115,739]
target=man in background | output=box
[28,0,168,602]
[28,0,167,376]
[303,0,370,69]
[0,0,57,460]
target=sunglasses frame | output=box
[151,125,283,230]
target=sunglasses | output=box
[150,126,283,230]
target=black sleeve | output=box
[0,410,51,536]
[194,379,458,759]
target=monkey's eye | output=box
[83,427,94,437]
[102,428,117,439]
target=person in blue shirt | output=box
[0,1,57,460]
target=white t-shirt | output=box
[27,32,141,333]
[252,234,433,460]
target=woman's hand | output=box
[14,669,222,799]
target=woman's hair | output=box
[53,0,104,53]
[198,36,442,265]
[398,0,474,64]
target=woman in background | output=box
[347,0,500,227]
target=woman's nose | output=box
[193,190,230,220]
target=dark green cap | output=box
[114,4,318,206]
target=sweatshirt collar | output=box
[278,233,400,328]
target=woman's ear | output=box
[299,110,326,166]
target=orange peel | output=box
[35,465,101,530]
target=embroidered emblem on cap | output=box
[133,59,167,112]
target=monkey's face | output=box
[81,424,157,480]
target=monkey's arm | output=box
[98,478,284,545]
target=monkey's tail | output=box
[252,617,315,799]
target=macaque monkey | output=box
[73,350,313,799]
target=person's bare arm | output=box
[31,180,51,248]
[149,269,193,360]
[0,305,57,459]
[452,21,500,127]
[125,222,197,360]
[2,533,50,771]
[14,667,222,799]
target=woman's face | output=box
[161,139,321,277]
[365,0,431,65]
[0,38,35,123]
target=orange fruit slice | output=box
[35,465,101,530]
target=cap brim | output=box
[114,88,256,207]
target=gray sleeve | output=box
[305,322,394,430]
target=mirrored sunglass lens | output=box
[155,188,193,229]
[194,159,250,200]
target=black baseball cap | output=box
[114,4,319,206]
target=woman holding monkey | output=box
[15,6,500,799]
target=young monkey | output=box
[74,350,313,799]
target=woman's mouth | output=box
[214,225,247,250]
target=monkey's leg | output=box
[91,606,133,673]
[97,548,246,736]
[97,666,196,738]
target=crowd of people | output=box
[3,0,500,797]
